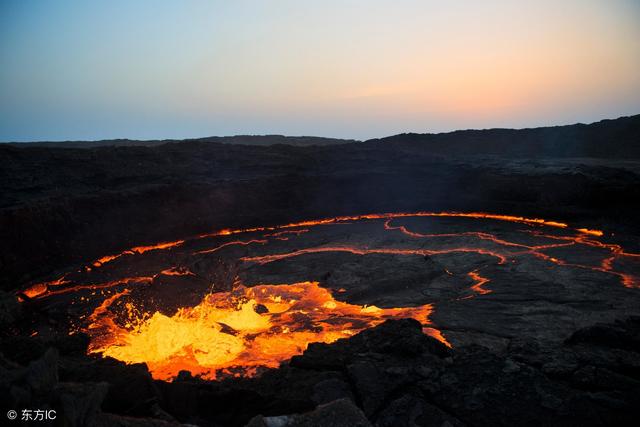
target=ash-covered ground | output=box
[1,115,640,426]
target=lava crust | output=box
[14,212,640,386]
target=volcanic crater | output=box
[19,212,640,382]
[3,117,640,425]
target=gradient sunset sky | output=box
[1,0,639,141]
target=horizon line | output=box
[2,113,638,145]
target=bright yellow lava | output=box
[87,281,439,380]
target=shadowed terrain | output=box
[1,115,640,426]
[1,115,639,289]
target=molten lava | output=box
[467,270,491,295]
[18,210,640,383]
[87,281,438,380]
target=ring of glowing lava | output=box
[19,211,640,381]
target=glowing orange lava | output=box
[160,267,195,276]
[468,270,491,295]
[241,246,509,265]
[75,211,602,272]
[577,228,604,237]
[92,240,185,267]
[87,281,441,381]
[196,211,576,241]
[18,210,640,383]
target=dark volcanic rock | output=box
[95,413,184,427]
[25,348,59,395]
[290,319,450,372]
[56,381,109,427]
[59,357,161,416]
[246,398,371,427]
[0,291,21,328]
[2,115,640,290]
[310,378,353,405]
[0,335,47,365]
[1,316,640,426]
[375,394,466,427]
[565,316,640,352]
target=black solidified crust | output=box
[1,317,639,426]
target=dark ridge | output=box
[3,135,359,149]
[364,114,640,158]
[4,114,639,157]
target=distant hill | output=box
[4,114,639,158]
[5,135,358,149]
[364,114,640,158]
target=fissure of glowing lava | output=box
[18,211,640,382]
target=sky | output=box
[1,0,639,141]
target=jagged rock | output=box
[174,370,197,382]
[507,337,547,367]
[571,365,640,391]
[96,413,187,426]
[50,332,91,356]
[311,378,353,405]
[291,319,449,371]
[347,361,386,416]
[374,394,466,427]
[246,414,291,427]
[246,398,371,427]
[155,381,200,420]
[350,319,451,358]
[422,344,573,426]
[26,348,58,395]
[0,335,47,365]
[289,342,349,371]
[157,379,314,427]
[8,384,31,408]
[246,318,640,425]
[2,313,640,426]
[0,291,21,328]
[0,352,22,372]
[149,402,179,423]
[541,354,580,379]
[56,381,109,427]
[59,357,160,416]
[566,317,640,353]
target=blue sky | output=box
[1,0,639,141]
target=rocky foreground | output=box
[2,290,638,427]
